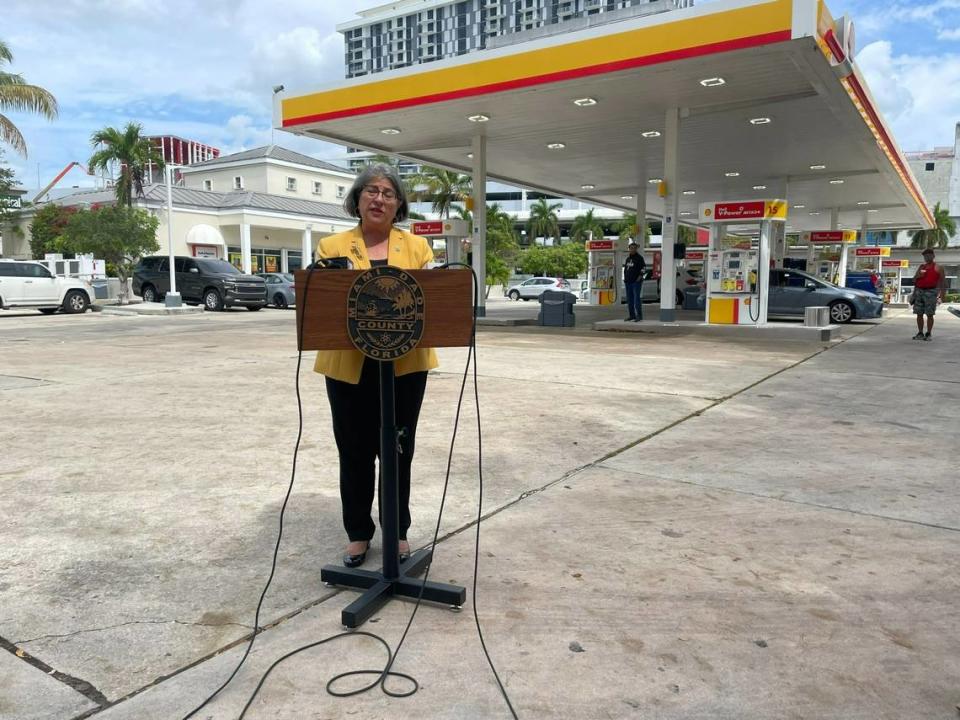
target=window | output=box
[19,263,52,278]
[336,185,346,199]
[286,177,298,192]
[202,179,212,191]
[926,162,935,171]
[0,262,16,277]
[312,181,323,195]
[233,176,244,190]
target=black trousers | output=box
[325,358,428,543]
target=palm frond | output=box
[0,112,26,156]
[0,80,58,119]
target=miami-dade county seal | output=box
[347,267,425,360]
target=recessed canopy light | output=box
[829,179,845,185]
[648,178,662,184]
[581,184,595,190]
[793,204,806,209]
[621,195,634,200]
[380,127,401,135]
[867,209,879,213]
[883,221,893,224]
[680,211,692,216]
[857,201,870,205]
[546,142,566,150]
[682,190,696,195]
[750,117,772,125]
[753,185,767,190]
[810,164,826,170]
[725,171,740,177]
[700,77,726,87]
[641,130,661,138]
[467,114,490,122]
[573,97,597,107]
[809,211,821,216]
[466,153,474,159]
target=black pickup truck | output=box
[133,256,267,311]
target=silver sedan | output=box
[258,272,296,309]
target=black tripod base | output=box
[321,548,467,628]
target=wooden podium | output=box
[295,267,473,628]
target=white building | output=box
[339,0,693,79]
[2,146,361,273]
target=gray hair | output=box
[344,163,410,223]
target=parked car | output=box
[133,256,267,311]
[0,259,92,314]
[258,272,296,309]
[504,277,572,301]
[767,268,882,323]
[844,270,882,295]
[631,268,702,305]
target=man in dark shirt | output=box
[623,242,646,321]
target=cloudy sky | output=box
[2,0,959,191]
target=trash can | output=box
[91,280,110,300]
[538,290,576,327]
[682,285,703,310]
[804,306,830,327]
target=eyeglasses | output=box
[362,185,397,201]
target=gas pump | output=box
[802,230,856,283]
[410,219,470,266]
[881,258,909,303]
[586,236,626,305]
[699,199,786,325]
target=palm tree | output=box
[569,208,605,243]
[0,39,58,157]
[527,197,562,245]
[617,212,652,245]
[410,166,471,218]
[88,122,164,207]
[910,202,956,250]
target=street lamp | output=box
[164,164,182,307]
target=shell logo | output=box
[443,223,451,232]
[704,208,713,217]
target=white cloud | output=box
[856,40,960,151]
[938,27,960,40]
[1,0,374,187]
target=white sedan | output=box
[505,277,572,301]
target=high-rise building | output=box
[338,0,693,79]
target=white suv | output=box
[0,260,92,314]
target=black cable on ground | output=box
[184,262,518,718]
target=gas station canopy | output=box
[275,0,932,234]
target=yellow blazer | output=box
[313,225,439,383]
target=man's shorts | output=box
[913,288,939,315]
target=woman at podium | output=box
[314,165,438,568]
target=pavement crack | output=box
[15,618,253,645]
[0,633,109,707]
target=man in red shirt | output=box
[912,248,946,341]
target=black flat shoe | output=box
[343,541,369,568]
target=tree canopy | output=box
[89,122,164,207]
[909,202,956,249]
[527,197,562,245]
[518,242,587,278]
[409,166,471,218]
[57,205,159,304]
[0,39,58,157]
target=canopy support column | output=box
[660,107,681,322]
[472,134,487,317]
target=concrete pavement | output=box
[0,305,957,719]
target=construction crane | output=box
[32,162,96,203]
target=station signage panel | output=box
[411,221,444,236]
[882,259,909,268]
[586,239,615,251]
[806,230,857,244]
[699,200,787,222]
[684,251,706,261]
[854,247,891,257]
